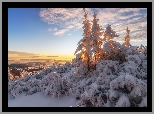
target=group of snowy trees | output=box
[70,9,147,107]
[73,10,133,76]
[8,9,147,107]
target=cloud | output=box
[48,28,52,32]
[39,8,84,29]
[47,56,59,57]
[67,34,71,35]
[66,25,74,29]
[8,51,59,60]
[48,27,69,36]
[8,50,40,56]
[97,8,147,42]
[39,8,147,42]
[53,29,69,36]
[32,56,41,58]
[48,27,58,32]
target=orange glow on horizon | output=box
[8,54,75,61]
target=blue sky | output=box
[8,8,147,60]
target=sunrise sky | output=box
[8,8,147,61]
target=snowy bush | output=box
[110,73,147,102]
[69,78,87,99]
[115,95,130,107]
[108,89,119,103]
[40,72,69,97]
[63,62,73,72]
[10,84,23,98]
[76,84,104,107]
[138,95,147,107]
[23,78,41,95]
[96,60,119,76]
[8,80,18,93]
[10,80,24,98]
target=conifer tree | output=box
[89,12,104,63]
[103,24,119,43]
[74,9,92,73]
[123,27,131,47]
[101,24,120,61]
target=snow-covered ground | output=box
[8,71,77,107]
[8,91,78,107]
[8,44,147,107]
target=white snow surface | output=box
[8,91,78,107]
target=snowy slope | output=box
[8,91,78,107]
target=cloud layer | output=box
[8,50,59,58]
[8,50,40,56]
[39,8,147,41]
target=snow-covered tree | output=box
[74,9,93,74]
[103,24,119,43]
[123,27,131,47]
[89,12,104,63]
[100,25,121,62]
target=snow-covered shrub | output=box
[115,95,130,107]
[120,61,139,77]
[67,70,88,99]
[76,83,104,107]
[101,40,127,63]
[22,77,41,95]
[95,60,119,88]
[63,62,73,72]
[108,89,119,103]
[10,80,24,98]
[96,60,119,76]
[126,54,141,65]
[85,76,97,85]
[137,54,147,79]
[119,51,147,79]
[96,74,117,88]
[10,85,23,98]
[69,78,87,99]
[8,80,18,93]
[125,46,140,57]
[35,68,54,80]
[22,75,31,82]
[76,80,114,107]
[40,72,69,97]
[138,95,147,107]
[110,73,147,106]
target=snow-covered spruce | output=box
[89,12,104,63]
